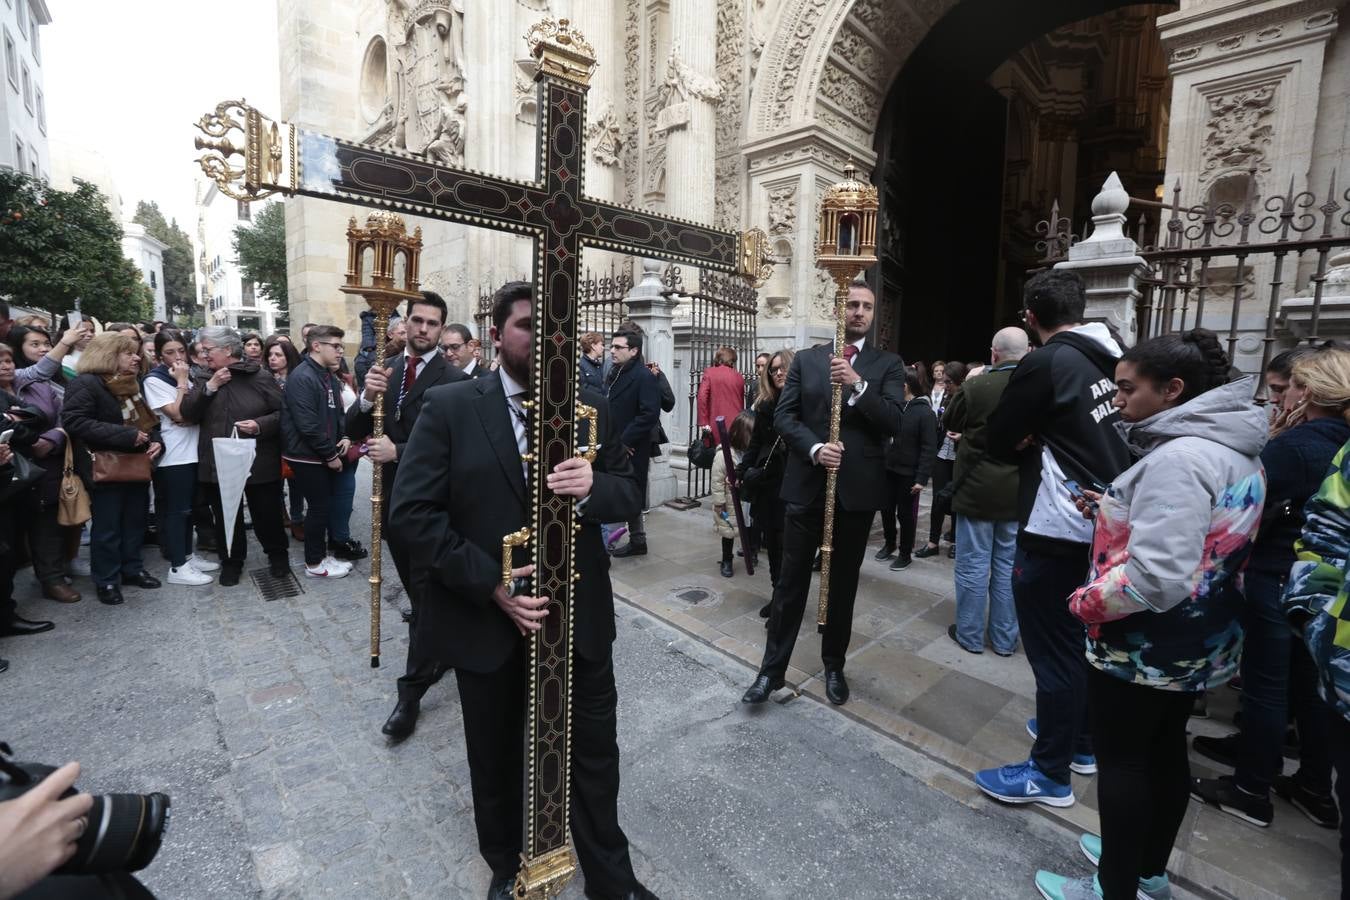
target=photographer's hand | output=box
[0,761,93,900]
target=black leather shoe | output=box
[329,539,369,561]
[914,544,940,559]
[219,567,242,587]
[0,616,55,637]
[269,556,291,578]
[382,700,419,740]
[121,571,161,589]
[96,585,125,606]
[889,554,912,571]
[486,875,515,900]
[758,603,771,619]
[611,542,647,558]
[874,544,896,561]
[0,657,8,673]
[824,669,850,705]
[741,674,784,704]
[719,559,733,578]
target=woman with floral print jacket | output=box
[1035,329,1267,900]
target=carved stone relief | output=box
[514,58,539,126]
[622,0,641,202]
[366,0,468,168]
[587,104,625,167]
[1201,84,1276,181]
[715,0,745,232]
[767,184,796,235]
[818,61,882,130]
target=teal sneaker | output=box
[1035,871,1101,900]
[1073,835,1173,900]
[1079,833,1101,866]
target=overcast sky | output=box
[44,0,281,230]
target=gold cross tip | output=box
[524,18,597,86]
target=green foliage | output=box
[132,200,197,323]
[0,171,151,323]
[233,202,288,313]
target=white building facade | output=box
[194,179,277,335]
[121,222,168,322]
[0,0,49,179]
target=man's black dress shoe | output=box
[758,603,771,619]
[96,585,125,606]
[874,544,896,561]
[121,571,161,589]
[486,875,515,900]
[824,669,850,705]
[741,674,783,704]
[219,567,242,587]
[382,700,419,740]
[0,616,54,637]
[611,542,647,558]
[0,657,7,673]
[329,539,369,561]
[719,559,733,578]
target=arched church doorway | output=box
[873,1,1176,364]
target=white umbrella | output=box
[212,427,257,557]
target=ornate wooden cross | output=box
[193,18,769,899]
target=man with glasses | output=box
[348,292,467,740]
[442,323,486,378]
[280,325,355,579]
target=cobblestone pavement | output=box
[2,474,1222,899]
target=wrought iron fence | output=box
[1035,169,1350,387]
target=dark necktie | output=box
[397,356,420,408]
[842,344,858,364]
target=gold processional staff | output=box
[814,164,879,630]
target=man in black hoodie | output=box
[976,269,1132,809]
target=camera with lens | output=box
[0,742,171,875]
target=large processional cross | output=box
[193,18,770,899]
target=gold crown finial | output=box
[524,18,597,86]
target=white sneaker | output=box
[305,557,352,579]
[187,554,220,573]
[167,564,214,586]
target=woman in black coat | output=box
[879,368,938,570]
[737,348,794,614]
[0,371,55,670]
[61,333,163,605]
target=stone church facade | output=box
[278,0,1349,370]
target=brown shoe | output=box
[43,583,81,603]
[290,523,305,542]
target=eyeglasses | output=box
[444,342,465,352]
[769,366,784,374]
[316,341,344,350]
[610,344,630,352]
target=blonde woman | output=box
[738,348,794,607]
[61,333,163,606]
[1193,344,1350,829]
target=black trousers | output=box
[289,463,338,566]
[388,529,448,704]
[1013,543,1093,783]
[1089,667,1195,900]
[207,480,288,571]
[879,473,918,557]
[759,501,872,679]
[0,501,17,622]
[456,646,638,898]
[927,458,954,544]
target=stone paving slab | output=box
[612,503,1341,900]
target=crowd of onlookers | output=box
[0,303,493,677]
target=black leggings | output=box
[1089,666,1195,899]
[928,458,954,545]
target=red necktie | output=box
[399,356,420,406]
[842,344,858,363]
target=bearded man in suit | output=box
[346,290,466,739]
[742,280,905,706]
[389,282,656,900]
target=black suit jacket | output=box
[604,361,661,453]
[387,371,640,673]
[345,352,465,505]
[775,342,905,512]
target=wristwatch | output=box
[851,379,866,395]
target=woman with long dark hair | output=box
[738,347,794,616]
[265,337,301,388]
[1036,329,1266,900]
[61,333,164,606]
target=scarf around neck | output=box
[103,373,158,431]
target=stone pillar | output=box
[625,260,680,506]
[1054,173,1150,347]
[661,0,720,226]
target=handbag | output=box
[57,438,92,526]
[688,432,717,469]
[90,448,153,484]
[0,448,42,502]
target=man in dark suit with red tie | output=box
[742,280,905,706]
[346,290,465,739]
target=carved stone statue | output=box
[368,0,468,167]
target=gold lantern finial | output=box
[525,18,597,86]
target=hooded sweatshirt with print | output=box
[986,323,1133,551]
[1069,377,1268,691]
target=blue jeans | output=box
[89,482,148,587]
[153,463,197,567]
[953,516,1019,654]
[327,461,357,543]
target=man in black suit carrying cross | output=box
[742,280,905,706]
[346,290,465,740]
